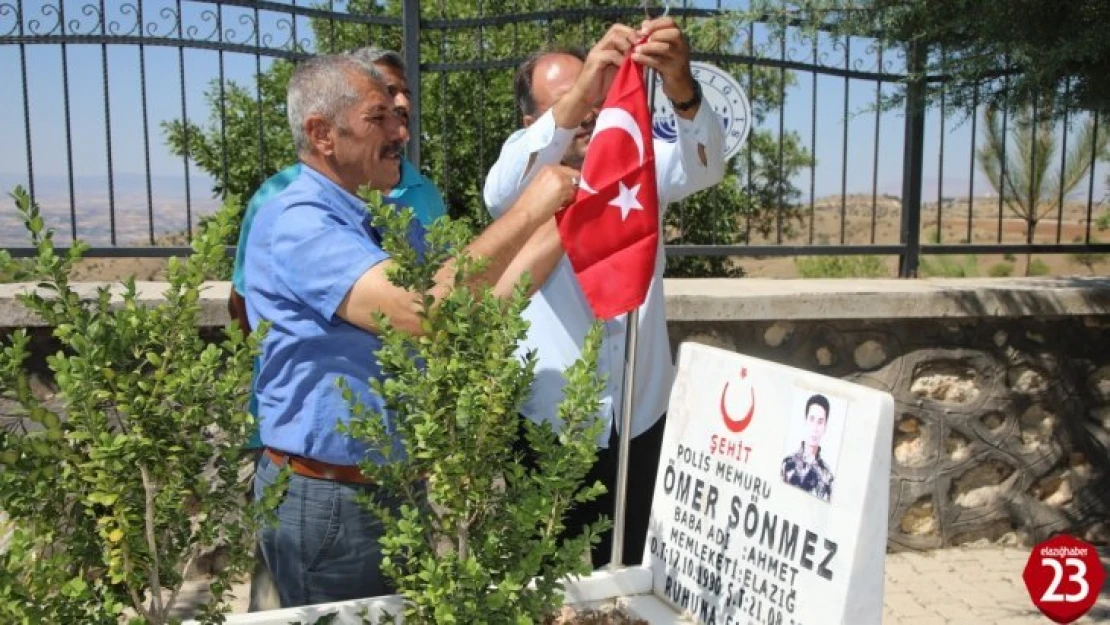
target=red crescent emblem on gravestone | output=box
[720,367,756,433]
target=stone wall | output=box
[664,277,1110,551]
[2,278,1109,553]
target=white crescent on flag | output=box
[577,107,645,195]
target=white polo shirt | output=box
[483,102,725,447]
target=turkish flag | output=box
[555,55,659,320]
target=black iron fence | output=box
[2,0,1107,277]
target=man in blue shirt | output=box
[243,52,577,607]
[229,47,447,445]
[228,48,446,611]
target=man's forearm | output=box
[550,83,594,132]
[340,204,548,337]
[454,201,549,292]
[492,218,564,299]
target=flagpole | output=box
[609,57,658,569]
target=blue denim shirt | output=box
[235,159,444,294]
[233,159,446,450]
[243,165,425,466]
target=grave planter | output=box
[182,567,691,625]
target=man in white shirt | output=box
[483,16,726,567]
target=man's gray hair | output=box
[287,53,384,154]
[347,46,405,73]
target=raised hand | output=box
[632,17,698,111]
[572,23,640,107]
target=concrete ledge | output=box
[663,277,1110,321]
[2,278,1109,328]
[0,281,233,328]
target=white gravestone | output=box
[643,343,894,625]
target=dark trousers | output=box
[517,414,667,569]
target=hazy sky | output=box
[1,0,1106,215]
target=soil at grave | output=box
[543,605,649,625]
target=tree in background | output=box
[160,2,808,277]
[663,12,810,277]
[788,0,1110,116]
[162,62,296,202]
[976,102,1109,275]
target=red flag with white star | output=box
[555,55,659,320]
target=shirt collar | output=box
[394,158,424,195]
[300,164,373,222]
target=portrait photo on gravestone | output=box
[779,388,847,503]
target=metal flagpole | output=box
[609,305,639,570]
[610,3,661,567]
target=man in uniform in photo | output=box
[781,393,835,501]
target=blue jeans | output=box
[253,452,398,607]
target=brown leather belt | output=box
[264,448,374,485]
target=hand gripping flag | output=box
[555,55,659,320]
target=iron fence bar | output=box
[138,0,155,245]
[839,35,849,244]
[1085,112,1100,244]
[6,247,219,259]
[99,0,117,246]
[1055,82,1070,244]
[923,243,1110,255]
[406,47,914,80]
[966,81,978,244]
[807,35,817,244]
[663,242,1110,257]
[898,40,926,277]
[869,41,882,244]
[510,0,518,59]
[438,0,449,210]
[777,30,786,244]
[667,244,906,257]
[580,0,588,48]
[418,7,848,33]
[0,34,313,59]
[923,67,1020,85]
[402,0,421,167]
[362,3,370,46]
[744,20,754,243]
[0,34,919,80]
[58,0,77,241]
[9,242,1108,260]
[544,0,552,47]
[254,2,265,192]
[327,0,336,50]
[418,59,522,73]
[217,3,229,198]
[1028,94,1038,248]
[17,0,34,204]
[379,47,916,79]
[935,48,946,244]
[184,0,400,26]
[697,50,903,81]
[478,0,486,183]
[177,0,193,239]
[997,68,1010,243]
